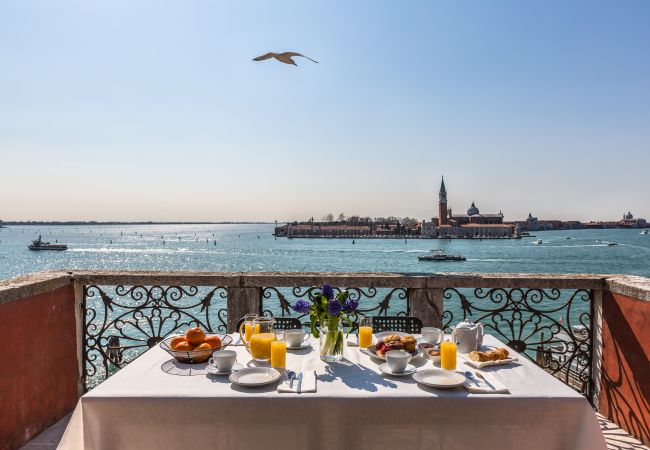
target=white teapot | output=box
[453,321,484,353]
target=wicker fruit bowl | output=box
[160,333,233,364]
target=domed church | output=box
[421,177,514,238]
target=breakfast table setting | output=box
[58,286,607,450]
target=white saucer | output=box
[286,342,311,350]
[206,362,244,376]
[230,367,281,387]
[378,363,417,377]
[412,368,466,389]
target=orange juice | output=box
[440,341,457,370]
[245,323,260,342]
[270,340,286,369]
[358,326,373,349]
[249,332,276,360]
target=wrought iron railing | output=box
[82,284,227,390]
[75,273,598,399]
[442,287,593,397]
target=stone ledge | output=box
[605,275,650,302]
[0,271,72,305]
[4,271,650,304]
[69,270,609,289]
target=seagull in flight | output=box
[252,51,319,66]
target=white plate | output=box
[362,345,420,361]
[375,331,410,340]
[230,367,281,387]
[460,355,518,369]
[286,342,312,350]
[206,362,244,376]
[413,369,466,389]
[379,363,417,377]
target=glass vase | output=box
[320,317,345,362]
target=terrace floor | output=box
[18,411,648,450]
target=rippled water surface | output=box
[1,224,648,280]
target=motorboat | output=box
[641,229,649,235]
[419,250,466,262]
[534,239,543,245]
[28,235,68,251]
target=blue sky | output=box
[1,1,648,221]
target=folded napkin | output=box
[463,373,510,394]
[277,371,317,394]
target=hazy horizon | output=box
[1,1,648,222]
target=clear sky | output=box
[1,1,648,222]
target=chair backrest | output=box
[371,316,423,334]
[235,316,303,331]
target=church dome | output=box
[625,211,634,220]
[467,202,479,216]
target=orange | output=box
[174,341,193,352]
[193,342,212,363]
[185,327,206,346]
[204,335,222,349]
[170,335,187,350]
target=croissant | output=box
[469,347,510,362]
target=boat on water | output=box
[607,242,618,247]
[28,235,68,251]
[419,250,466,262]
[534,239,543,245]
[641,229,649,235]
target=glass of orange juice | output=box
[440,333,457,370]
[358,316,373,349]
[271,340,287,369]
[248,317,276,361]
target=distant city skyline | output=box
[1,1,648,222]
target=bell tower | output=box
[438,176,448,226]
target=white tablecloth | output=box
[58,335,606,450]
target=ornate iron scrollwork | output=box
[83,285,227,391]
[442,287,593,397]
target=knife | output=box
[297,372,303,394]
[475,371,495,390]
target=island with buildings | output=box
[274,177,647,239]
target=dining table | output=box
[58,334,607,450]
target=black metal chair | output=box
[371,316,423,334]
[235,316,303,331]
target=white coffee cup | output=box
[421,327,442,345]
[385,350,410,373]
[284,329,309,348]
[210,350,237,372]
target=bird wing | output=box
[253,52,276,61]
[280,52,319,63]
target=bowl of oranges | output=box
[160,326,233,364]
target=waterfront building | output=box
[275,224,371,238]
[620,211,647,228]
[421,177,514,238]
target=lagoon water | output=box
[1,224,649,281]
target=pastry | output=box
[400,335,417,352]
[469,347,510,362]
[375,336,405,356]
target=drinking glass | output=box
[248,317,276,361]
[440,332,457,370]
[271,340,287,369]
[358,316,373,349]
[239,313,258,347]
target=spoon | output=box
[287,370,296,388]
[464,371,479,385]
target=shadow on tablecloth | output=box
[161,358,208,376]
